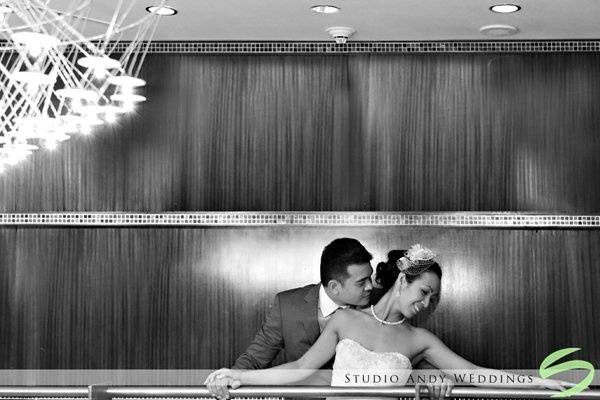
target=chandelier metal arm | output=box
[0,0,166,169]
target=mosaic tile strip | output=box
[3,39,600,55]
[106,41,600,54]
[0,213,598,227]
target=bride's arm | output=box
[238,317,338,384]
[417,328,567,390]
[206,311,347,388]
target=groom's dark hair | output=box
[320,238,372,286]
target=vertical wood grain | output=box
[1,54,600,211]
[0,226,598,369]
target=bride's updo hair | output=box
[375,249,442,292]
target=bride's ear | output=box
[394,272,406,293]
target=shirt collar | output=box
[319,284,345,317]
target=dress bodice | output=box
[331,338,412,387]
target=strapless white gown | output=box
[330,338,412,400]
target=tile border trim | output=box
[0,212,598,227]
[118,40,600,54]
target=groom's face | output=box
[335,263,374,307]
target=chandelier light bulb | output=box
[80,105,123,123]
[44,139,58,150]
[11,32,61,58]
[12,71,55,85]
[84,116,105,126]
[77,56,121,70]
[25,45,44,59]
[60,116,79,133]
[6,156,21,166]
[73,98,86,113]
[107,76,146,87]
[105,113,117,123]
[122,85,134,96]
[122,102,135,112]
[13,143,40,151]
[55,88,100,101]
[4,147,32,164]
[61,115,102,134]
[48,131,71,143]
[101,108,119,123]
[14,117,60,138]
[80,124,92,135]
[24,82,42,96]
[110,94,146,103]
[0,4,12,26]
[91,67,108,80]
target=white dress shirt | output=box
[317,284,346,331]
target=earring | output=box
[398,273,406,285]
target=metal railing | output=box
[0,386,598,400]
[0,387,88,397]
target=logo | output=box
[539,348,595,398]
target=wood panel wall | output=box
[1,53,600,211]
[0,226,598,369]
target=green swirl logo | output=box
[539,348,595,398]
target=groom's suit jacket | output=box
[233,283,331,369]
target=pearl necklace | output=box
[370,305,405,325]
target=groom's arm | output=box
[232,294,284,369]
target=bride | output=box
[205,245,568,397]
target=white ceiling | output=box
[141,0,600,41]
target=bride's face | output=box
[398,272,440,319]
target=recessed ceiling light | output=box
[479,24,519,36]
[311,5,340,14]
[490,4,521,13]
[145,5,178,16]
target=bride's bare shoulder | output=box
[331,308,369,323]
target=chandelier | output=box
[0,0,167,172]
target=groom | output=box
[233,237,374,369]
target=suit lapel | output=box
[301,284,321,344]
